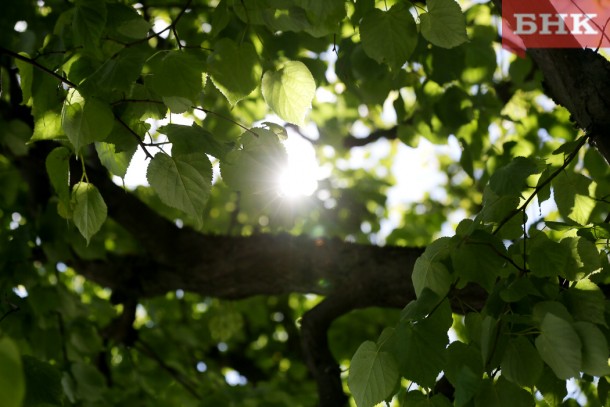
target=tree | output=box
[1,0,610,405]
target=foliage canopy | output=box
[2,0,610,406]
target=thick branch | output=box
[301,295,356,407]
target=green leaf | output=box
[412,237,453,297]
[107,3,151,39]
[0,336,25,407]
[162,96,191,114]
[71,182,108,243]
[420,0,468,48]
[296,0,346,37]
[82,46,150,94]
[536,366,567,406]
[445,342,482,406]
[474,377,534,407]
[71,362,106,401]
[208,39,262,105]
[46,146,71,204]
[147,51,205,109]
[395,300,451,387]
[480,315,499,365]
[445,342,483,386]
[73,0,107,51]
[15,53,33,104]
[220,128,288,194]
[22,356,64,406]
[435,86,473,130]
[30,70,65,141]
[501,336,543,387]
[573,321,610,376]
[401,288,442,321]
[489,157,543,196]
[4,119,32,156]
[553,172,596,225]
[261,61,316,125]
[348,341,399,407]
[535,313,581,380]
[159,123,229,159]
[359,3,417,70]
[95,142,135,179]
[563,279,606,326]
[527,232,568,278]
[560,237,601,280]
[61,89,114,152]
[480,188,520,224]
[454,366,482,407]
[146,153,213,226]
[532,301,573,324]
[451,230,507,292]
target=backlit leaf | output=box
[95,142,135,179]
[72,182,108,243]
[554,172,596,225]
[61,89,114,152]
[147,153,213,226]
[220,128,288,194]
[261,61,316,125]
[560,236,601,280]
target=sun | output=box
[277,132,319,198]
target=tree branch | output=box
[0,46,76,88]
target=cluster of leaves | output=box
[2,0,610,406]
[349,136,610,405]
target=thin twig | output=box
[126,0,193,47]
[0,46,76,88]
[114,114,154,159]
[468,241,526,273]
[191,106,259,137]
[493,135,589,234]
[135,338,202,400]
[0,302,19,324]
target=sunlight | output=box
[277,130,319,198]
